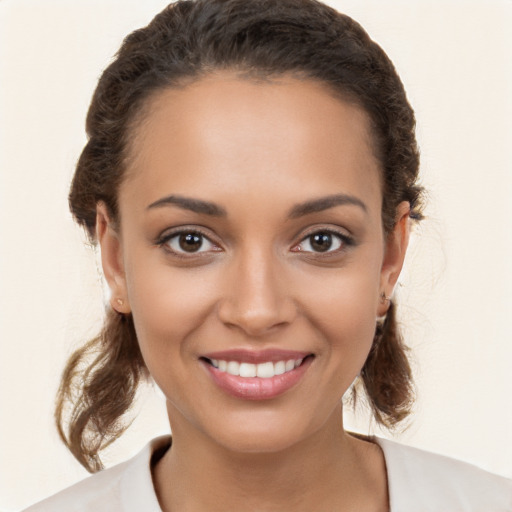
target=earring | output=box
[116,298,124,306]
[380,292,391,304]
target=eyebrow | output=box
[146,195,227,216]
[287,194,368,218]
[146,192,367,218]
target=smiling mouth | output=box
[203,357,307,379]
[200,354,314,400]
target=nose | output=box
[217,247,297,337]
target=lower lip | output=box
[203,357,313,400]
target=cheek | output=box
[295,255,382,373]
[313,280,378,363]
[124,254,220,360]
[125,264,223,411]
[298,256,382,329]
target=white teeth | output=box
[209,357,305,378]
[256,362,274,378]
[226,361,240,376]
[274,361,286,375]
[239,363,257,377]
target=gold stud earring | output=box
[116,298,124,306]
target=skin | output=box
[97,73,410,511]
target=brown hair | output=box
[58,0,423,472]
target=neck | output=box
[153,405,388,512]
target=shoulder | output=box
[23,437,170,512]
[375,437,512,512]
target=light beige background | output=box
[1,0,511,510]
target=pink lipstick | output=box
[201,349,313,400]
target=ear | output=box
[96,202,131,314]
[378,201,411,316]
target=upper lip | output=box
[201,348,312,364]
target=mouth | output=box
[200,351,314,400]
[203,357,306,378]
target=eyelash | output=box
[155,227,354,258]
[156,228,220,258]
[292,229,355,255]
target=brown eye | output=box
[164,231,217,255]
[294,231,346,254]
[310,233,333,252]
[179,233,203,252]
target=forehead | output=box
[122,73,382,216]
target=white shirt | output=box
[24,436,512,512]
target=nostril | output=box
[215,267,298,335]
[217,300,297,337]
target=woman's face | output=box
[98,73,409,453]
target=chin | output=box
[214,426,309,455]
[193,404,331,456]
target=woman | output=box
[22,0,512,510]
